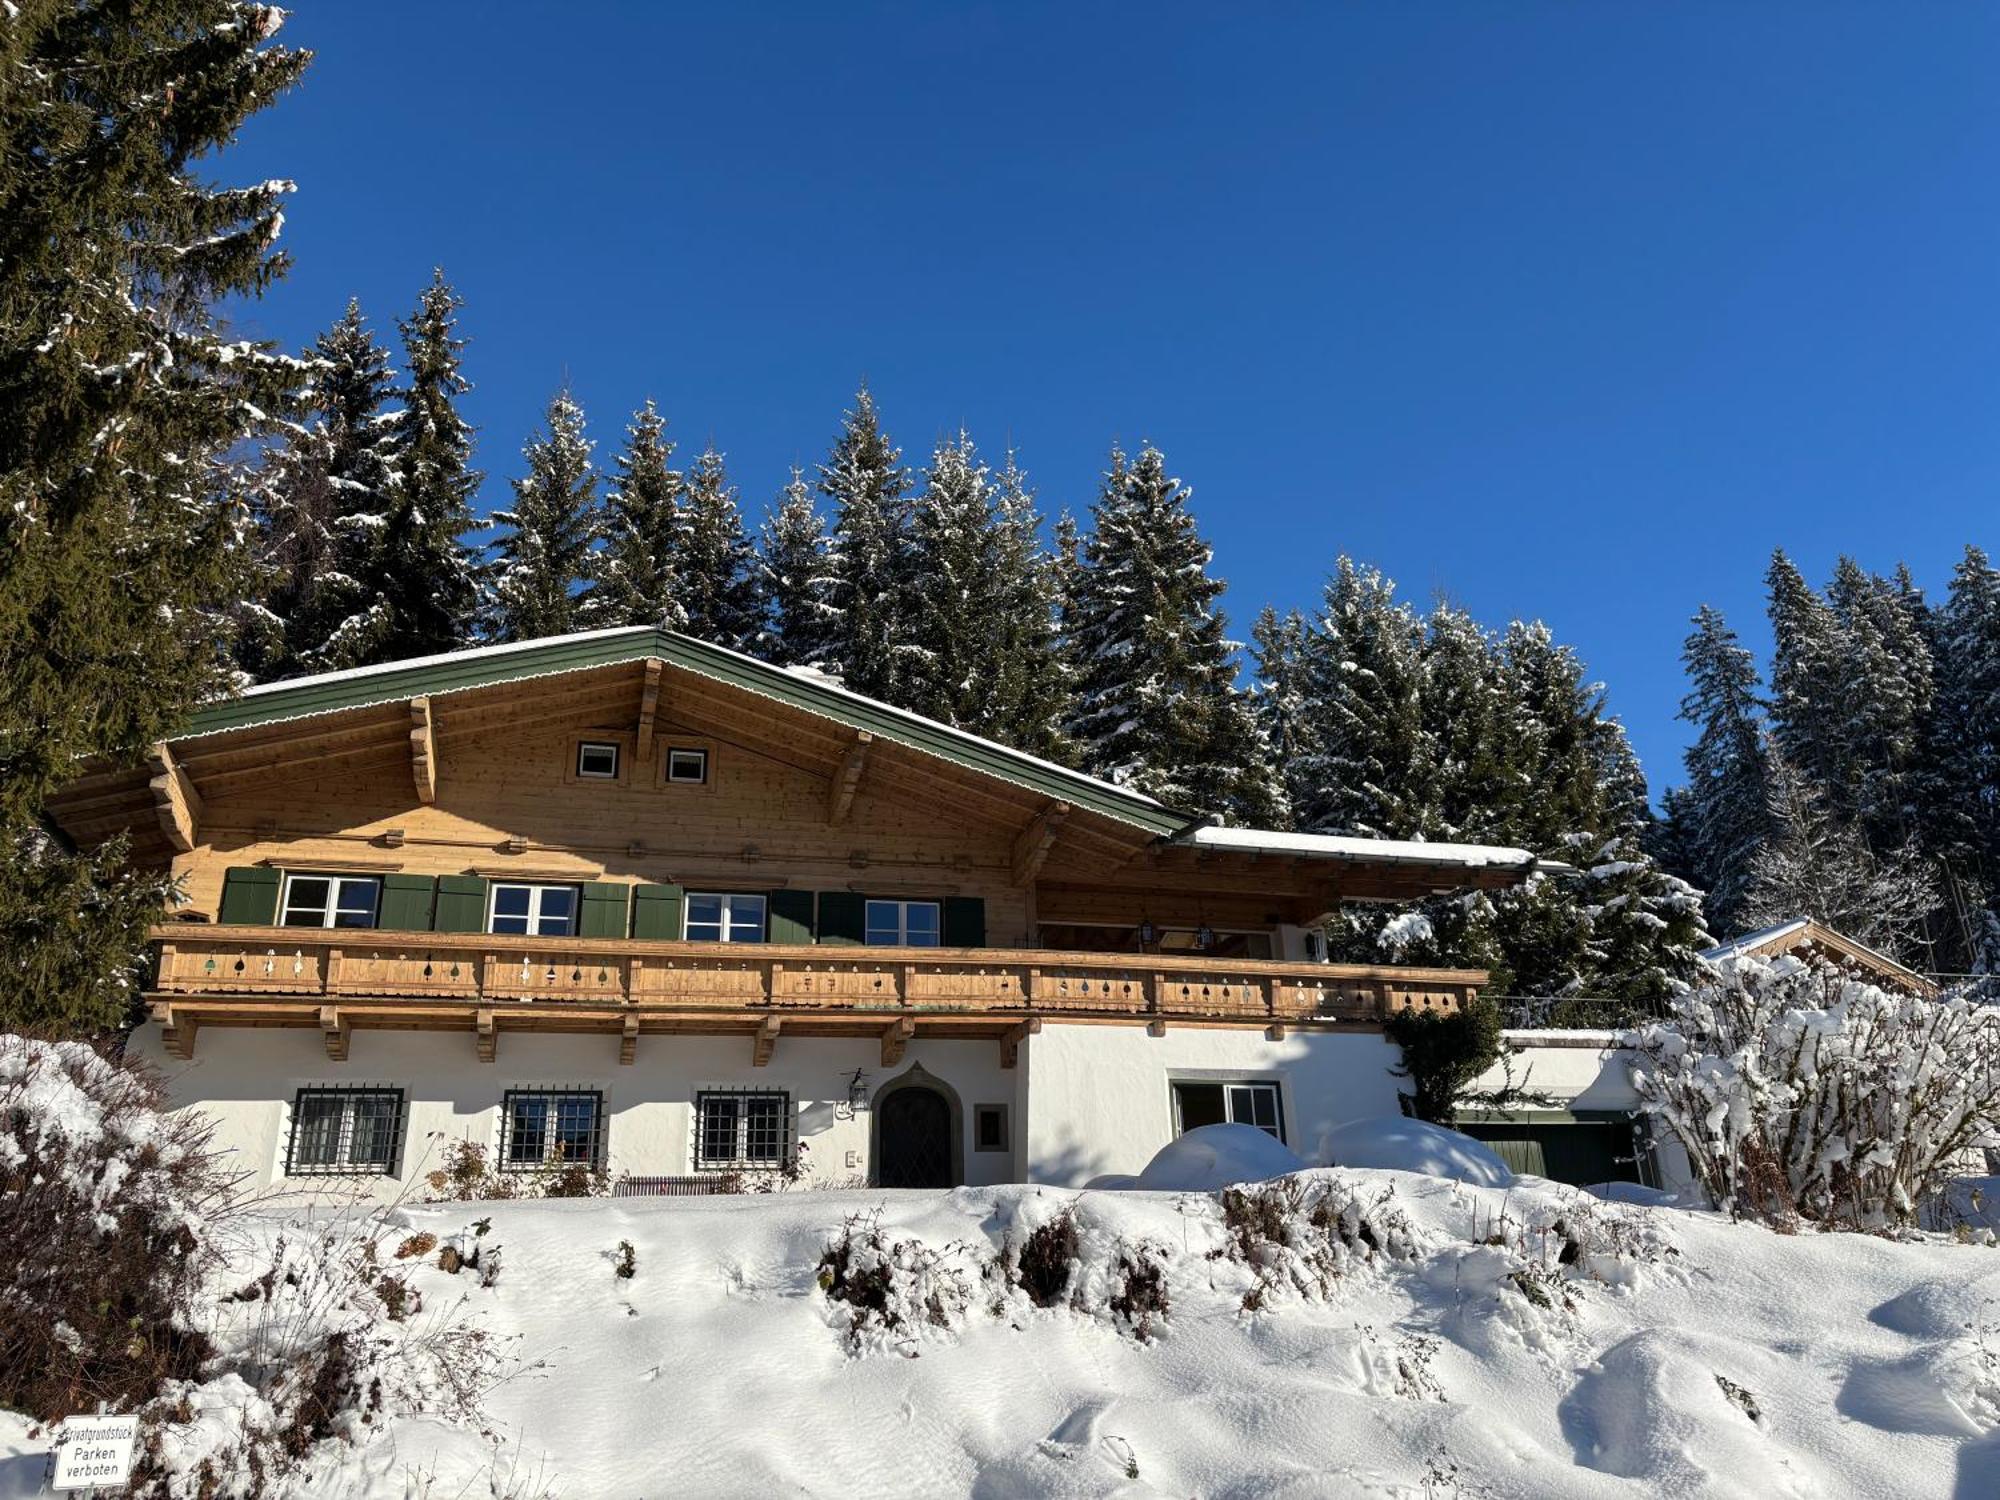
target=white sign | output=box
[51,1414,138,1492]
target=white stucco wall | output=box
[126,1024,1025,1200]
[1020,1023,1405,1186]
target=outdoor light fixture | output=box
[1195,925,1216,951]
[846,1068,870,1111]
[1137,920,1159,948]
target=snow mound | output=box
[1132,1123,1306,1190]
[1320,1116,1514,1186]
[1581,1180,1681,1208]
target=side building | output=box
[46,628,1542,1198]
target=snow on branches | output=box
[1627,956,2000,1227]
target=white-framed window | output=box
[865,899,940,947]
[576,740,621,780]
[695,1090,791,1170]
[489,882,579,936]
[500,1089,605,1170]
[286,1087,406,1175]
[666,747,709,785]
[1171,1080,1284,1142]
[280,873,381,929]
[684,892,767,943]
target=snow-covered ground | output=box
[8,1169,1997,1498]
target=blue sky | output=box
[222,3,1999,799]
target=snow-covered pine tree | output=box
[1290,557,1426,837]
[756,467,839,667]
[1249,606,1311,827]
[1926,546,2000,968]
[0,0,307,1032]
[819,387,913,700]
[1825,556,1934,848]
[1742,748,1938,963]
[1765,549,1855,818]
[1063,444,1277,822]
[984,450,1073,760]
[676,446,761,651]
[240,299,403,678]
[899,430,997,728]
[373,270,483,659]
[487,390,600,642]
[1418,601,1517,843]
[1671,604,1772,935]
[590,400,686,630]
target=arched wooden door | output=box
[875,1085,954,1188]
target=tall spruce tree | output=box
[819,386,912,698]
[1249,606,1311,826]
[373,270,482,658]
[591,399,685,630]
[487,390,600,642]
[981,450,1072,759]
[1291,558,1426,837]
[901,430,1000,729]
[1671,604,1772,935]
[676,446,761,650]
[1826,556,1934,847]
[239,299,402,678]
[0,1,308,1032]
[1920,546,2000,968]
[1766,550,1854,816]
[1063,444,1277,821]
[756,467,839,666]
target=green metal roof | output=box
[180,627,1191,835]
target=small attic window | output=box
[576,741,620,781]
[666,747,708,785]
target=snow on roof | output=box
[231,624,658,699]
[1179,824,1539,870]
[1700,918,1810,962]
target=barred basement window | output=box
[500,1088,606,1171]
[695,1090,792,1171]
[286,1087,407,1176]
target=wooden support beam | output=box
[1009,801,1070,887]
[753,1015,781,1067]
[619,1013,640,1066]
[146,742,202,854]
[881,1015,915,1067]
[826,732,873,826]
[635,659,663,762]
[409,697,436,805]
[1000,1015,1041,1069]
[320,1006,350,1062]
[475,1008,496,1063]
[154,1004,197,1060]
[1146,1018,1167,1038]
[1264,1023,1288,1042]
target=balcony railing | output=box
[148,924,1481,1026]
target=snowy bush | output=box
[1627,958,2000,1226]
[0,1036,510,1498]
[0,1036,234,1420]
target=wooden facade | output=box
[45,631,1531,1063]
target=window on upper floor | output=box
[684,892,767,943]
[286,1086,406,1175]
[489,882,579,936]
[280,873,381,930]
[665,747,709,785]
[576,740,621,780]
[1171,1080,1284,1143]
[865,899,940,947]
[500,1088,605,1170]
[695,1090,791,1171]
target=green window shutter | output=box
[942,896,986,948]
[768,889,815,945]
[378,874,436,932]
[816,890,866,946]
[433,875,489,933]
[631,883,686,941]
[217,866,280,926]
[579,881,630,939]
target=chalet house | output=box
[45,628,1543,1197]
